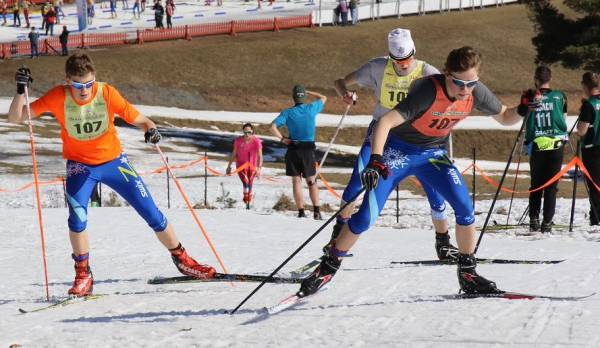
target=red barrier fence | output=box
[1,15,312,59]
[0,32,128,59]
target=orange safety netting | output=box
[5,155,600,197]
[469,156,600,194]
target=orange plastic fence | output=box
[1,32,128,59]
[1,15,311,59]
[138,15,310,44]
[7,155,598,202]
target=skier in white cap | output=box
[328,28,457,261]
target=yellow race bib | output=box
[64,83,109,141]
[379,59,424,110]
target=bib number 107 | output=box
[428,118,460,130]
[74,121,102,134]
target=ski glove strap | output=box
[360,154,389,190]
[144,128,161,144]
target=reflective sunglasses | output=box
[243,131,253,135]
[450,75,479,89]
[70,79,95,90]
[391,55,414,65]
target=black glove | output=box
[360,154,390,190]
[144,128,161,144]
[517,89,541,116]
[15,67,33,95]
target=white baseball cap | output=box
[388,28,415,60]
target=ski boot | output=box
[435,232,459,261]
[313,206,322,220]
[298,209,307,218]
[457,253,501,294]
[540,220,553,233]
[298,247,343,297]
[68,254,93,297]
[243,193,251,210]
[170,244,216,279]
[529,217,540,232]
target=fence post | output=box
[395,185,399,223]
[204,151,208,206]
[230,21,236,36]
[43,39,49,55]
[137,29,144,44]
[62,177,67,208]
[308,13,313,27]
[185,25,191,40]
[81,33,86,48]
[472,147,476,210]
[273,17,279,32]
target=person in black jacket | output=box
[59,25,69,56]
[576,72,600,226]
[153,0,164,28]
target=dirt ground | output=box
[1,2,589,199]
[0,3,587,115]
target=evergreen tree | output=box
[525,0,599,70]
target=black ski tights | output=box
[582,146,600,225]
[529,147,563,223]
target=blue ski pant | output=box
[341,121,447,220]
[65,153,167,233]
[348,136,474,234]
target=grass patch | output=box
[0,3,584,115]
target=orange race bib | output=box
[410,78,472,137]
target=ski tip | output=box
[18,308,27,314]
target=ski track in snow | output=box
[1,206,600,346]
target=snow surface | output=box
[2,102,600,347]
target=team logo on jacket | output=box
[383,147,409,169]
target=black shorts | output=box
[285,142,316,178]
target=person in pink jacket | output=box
[227,123,263,209]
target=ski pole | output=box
[569,141,581,232]
[154,144,229,276]
[475,113,531,254]
[505,129,526,226]
[25,85,50,301]
[316,95,356,176]
[228,187,366,315]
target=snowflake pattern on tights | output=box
[66,162,88,178]
[383,147,409,169]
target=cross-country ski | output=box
[148,273,303,284]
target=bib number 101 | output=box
[74,121,102,134]
[388,91,407,103]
